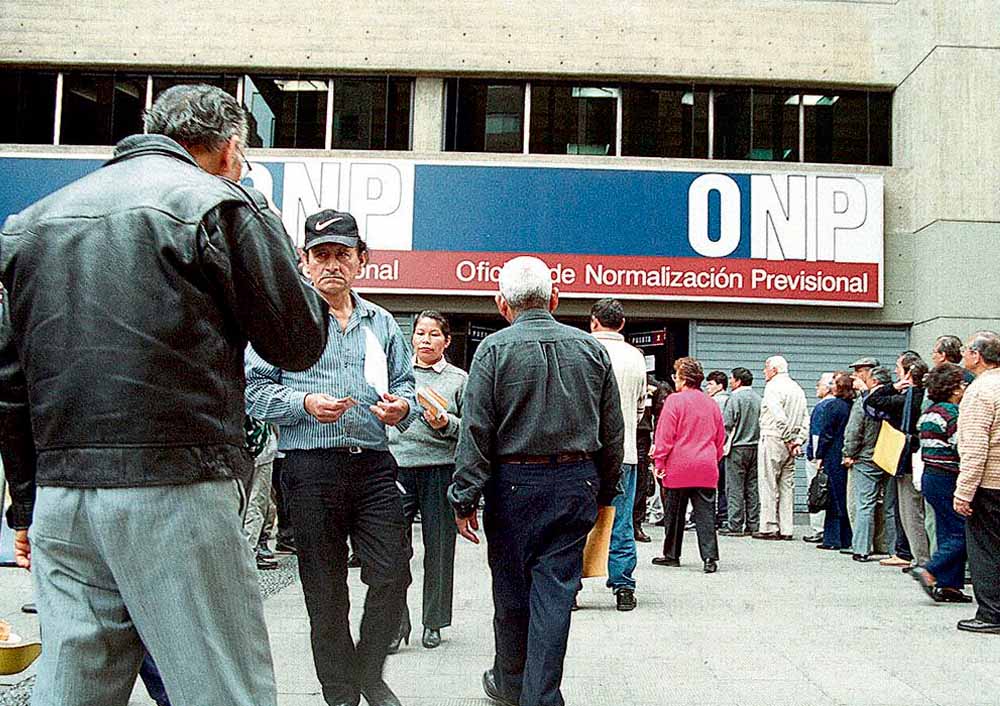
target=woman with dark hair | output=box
[815,373,855,551]
[911,363,973,603]
[651,357,725,573]
[387,310,467,649]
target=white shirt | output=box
[592,331,647,464]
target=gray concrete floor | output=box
[2,521,997,706]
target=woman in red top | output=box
[652,357,726,573]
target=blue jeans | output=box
[485,460,599,706]
[139,652,170,706]
[607,464,637,592]
[852,462,886,556]
[922,468,967,589]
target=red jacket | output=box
[653,388,726,489]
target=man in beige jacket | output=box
[754,355,809,540]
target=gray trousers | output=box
[29,481,276,706]
[725,445,759,533]
[244,459,274,548]
[896,472,930,564]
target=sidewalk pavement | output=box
[2,520,998,706]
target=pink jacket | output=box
[653,388,726,489]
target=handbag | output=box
[807,467,830,513]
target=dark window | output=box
[803,90,869,165]
[61,72,147,145]
[151,74,239,100]
[444,79,525,153]
[868,92,892,166]
[243,76,327,149]
[621,84,708,158]
[0,69,57,144]
[750,89,799,161]
[712,87,751,160]
[529,84,617,156]
[332,77,412,150]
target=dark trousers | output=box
[138,652,170,706]
[399,464,457,630]
[270,456,294,545]
[725,445,759,533]
[922,469,967,590]
[662,486,719,562]
[484,460,598,706]
[282,449,411,702]
[633,447,653,530]
[822,462,853,550]
[966,487,1000,623]
[715,458,728,527]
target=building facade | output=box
[2,1,999,504]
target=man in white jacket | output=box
[754,356,809,540]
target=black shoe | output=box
[347,553,362,568]
[256,556,279,570]
[957,618,1000,634]
[779,534,794,541]
[615,589,637,611]
[718,529,743,537]
[388,612,411,654]
[651,556,680,567]
[482,669,519,706]
[839,549,855,555]
[634,528,652,543]
[816,544,839,550]
[21,602,37,614]
[256,542,275,560]
[751,532,780,540]
[703,559,718,574]
[360,679,402,706]
[852,553,873,562]
[274,539,297,554]
[933,587,973,604]
[802,532,823,543]
[422,626,441,648]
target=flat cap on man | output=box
[848,356,880,369]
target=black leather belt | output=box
[500,452,591,465]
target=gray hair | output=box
[968,330,1000,365]
[499,256,553,311]
[766,355,789,374]
[871,367,893,385]
[144,84,247,152]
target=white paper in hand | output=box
[363,325,389,397]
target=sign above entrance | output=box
[0,153,884,307]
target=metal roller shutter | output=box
[690,321,910,512]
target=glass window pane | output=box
[529,84,618,156]
[868,91,892,166]
[750,89,799,161]
[803,90,867,164]
[445,79,524,153]
[244,76,326,149]
[332,77,412,151]
[0,69,57,144]
[621,84,707,158]
[61,72,147,145]
[712,87,751,160]
[151,74,239,100]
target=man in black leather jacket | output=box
[0,84,327,706]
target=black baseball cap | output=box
[303,209,361,250]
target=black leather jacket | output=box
[0,135,328,529]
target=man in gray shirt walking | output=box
[721,367,763,536]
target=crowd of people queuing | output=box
[1,83,998,706]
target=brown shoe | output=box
[634,528,652,543]
[879,555,910,567]
[751,532,780,540]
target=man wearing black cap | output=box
[246,209,416,706]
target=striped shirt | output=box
[956,367,1000,501]
[245,292,417,451]
[918,402,960,473]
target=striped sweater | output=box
[918,402,960,473]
